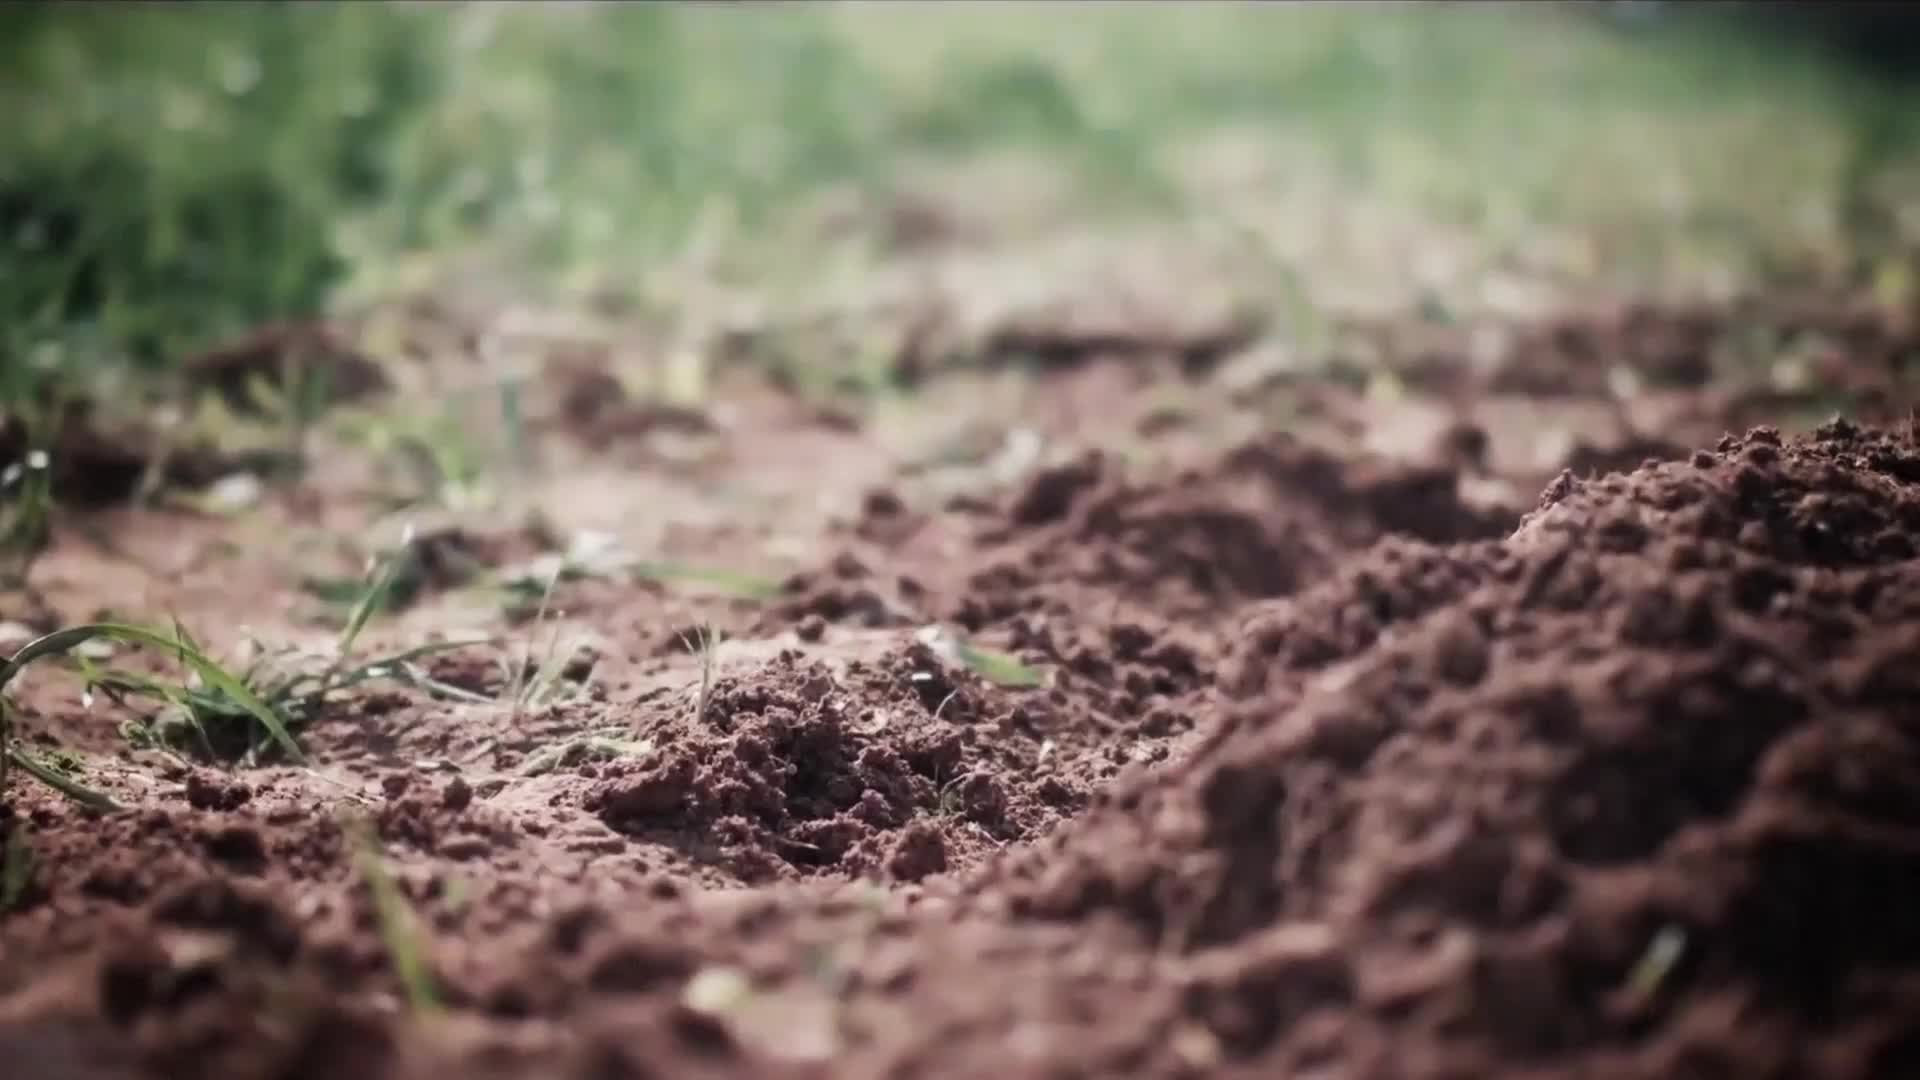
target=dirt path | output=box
[5,286,1920,1078]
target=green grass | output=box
[5,4,1918,355]
[916,623,1050,690]
[0,538,489,807]
[3,2,1920,491]
[1,620,297,809]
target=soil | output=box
[5,284,1920,1079]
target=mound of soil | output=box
[781,432,1518,634]
[582,646,1082,883]
[974,438,1514,618]
[980,419,1920,1076]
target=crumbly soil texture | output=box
[6,290,1920,1079]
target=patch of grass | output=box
[506,618,592,719]
[8,4,1919,375]
[1,620,300,808]
[0,539,489,806]
[0,4,423,368]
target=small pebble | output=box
[442,776,474,812]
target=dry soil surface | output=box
[5,288,1920,1079]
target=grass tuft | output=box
[1,540,490,805]
[4,620,301,765]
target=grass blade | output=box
[273,637,494,702]
[632,560,781,600]
[954,641,1048,689]
[170,614,203,657]
[2,623,303,764]
[2,824,33,910]
[338,539,411,660]
[349,820,441,1015]
[3,745,120,811]
[509,562,562,719]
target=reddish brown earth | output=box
[4,291,1920,1078]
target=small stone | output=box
[204,472,263,513]
[442,776,474,812]
[886,822,948,882]
[863,489,906,517]
[1432,615,1491,687]
[184,772,252,811]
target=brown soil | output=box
[5,288,1920,1079]
[184,321,391,415]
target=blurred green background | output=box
[4,1,1920,389]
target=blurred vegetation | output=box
[2,1,1919,398]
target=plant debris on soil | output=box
[7,281,1920,1079]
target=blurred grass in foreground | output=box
[3,1,1919,392]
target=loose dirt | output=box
[4,289,1920,1078]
